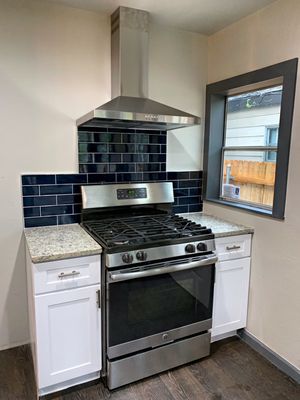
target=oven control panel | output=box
[117,188,147,200]
[107,240,216,268]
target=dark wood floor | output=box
[0,337,299,400]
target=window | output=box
[221,86,282,209]
[204,59,298,219]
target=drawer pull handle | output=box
[58,271,81,279]
[226,245,241,251]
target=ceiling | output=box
[46,0,277,35]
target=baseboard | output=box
[0,340,29,351]
[211,330,237,343]
[238,329,300,384]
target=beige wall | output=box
[149,25,207,171]
[0,0,207,349]
[206,0,300,369]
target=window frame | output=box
[203,59,298,219]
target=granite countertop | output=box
[180,212,254,238]
[24,224,102,263]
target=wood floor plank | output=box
[211,338,300,400]
[1,339,299,400]
[161,366,213,400]
[189,355,255,400]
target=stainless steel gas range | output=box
[81,182,217,389]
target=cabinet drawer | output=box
[33,255,100,294]
[215,234,251,261]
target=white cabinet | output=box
[35,285,101,390]
[212,235,252,341]
[26,252,102,397]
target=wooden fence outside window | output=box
[223,159,276,206]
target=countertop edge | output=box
[30,249,102,264]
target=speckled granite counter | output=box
[180,212,254,238]
[25,224,102,263]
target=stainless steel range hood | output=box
[76,7,201,131]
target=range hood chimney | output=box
[76,6,201,130]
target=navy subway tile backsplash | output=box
[21,127,202,228]
[22,171,202,228]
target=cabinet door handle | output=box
[226,245,241,251]
[58,270,81,279]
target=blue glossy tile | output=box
[22,175,55,185]
[73,204,82,214]
[178,180,201,188]
[41,205,73,216]
[78,132,94,142]
[167,172,189,180]
[79,143,108,153]
[78,154,93,163]
[160,144,167,153]
[172,205,189,214]
[58,214,81,225]
[174,189,189,197]
[80,164,108,173]
[109,144,135,153]
[94,154,122,163]
[57,194,82,205]
[148,154,166,163]
[56,174,87,184]
[24,216,57,228]
[178,196,200,205]
[116,173,143,182]
[87,174,116,183]
[92,133,122,143]
[24,207,40,217]
[189,204,202,212]
[142,172,167,181]
[73,184,83,194]
[40,185,72,195]
[189,188,202,196]
[22,186,39,196]
[94,154,109,163]
[149,135,166,144]
[136,163,160,172]
[23,196,56,207]
[136,144,160,153]
[109,164,135,173]
[122,154,149,163]
[189,171,202,179]
[78,127,107,132]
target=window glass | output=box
[221,86,282,208]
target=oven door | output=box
[106,253,217,359]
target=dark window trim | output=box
[203,58,298,220]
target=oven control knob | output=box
[185,244,196,253]
[122,253,133,264]
[136,251,147,261]
[197,242,207,252]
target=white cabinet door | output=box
[212,257,250,337]
[35,285,101,389]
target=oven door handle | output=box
[108,254,218,282]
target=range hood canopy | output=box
[77,6,200,131]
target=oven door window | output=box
[108,264,214,347]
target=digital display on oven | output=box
[117,188,147,200]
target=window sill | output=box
[204,198,284,220]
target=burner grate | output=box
[83,214,212,249]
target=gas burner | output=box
[83,214,212,252]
